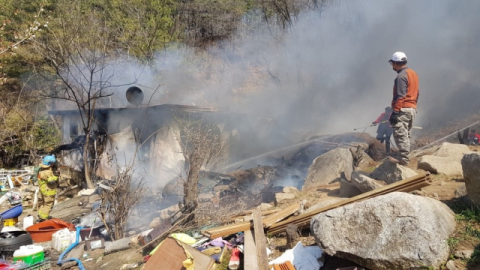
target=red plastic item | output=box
[228,247,240,270]
[25,219,75,243]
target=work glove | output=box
[371,122,377,126]
[389,111,400,126]
[47,175,58,183]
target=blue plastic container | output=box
[0,204,23,219]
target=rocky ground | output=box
[4,119,480,270]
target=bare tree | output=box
[98,158,145,240]
[176,114,228,209]
[0,2,46,56]
[31,0,137,188]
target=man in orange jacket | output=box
[388,52,419,165]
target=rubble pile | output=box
[0,130,476,270]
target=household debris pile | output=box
[0,137,477,269]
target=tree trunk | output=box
[183,149,202,208]
[83,100,96,189]
[83,134,94,189]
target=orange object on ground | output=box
[228,247,240,270]
[273,261,295,270]
[25,219,75,243]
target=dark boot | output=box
[385,140,391,154]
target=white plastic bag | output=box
[269,242,323,270]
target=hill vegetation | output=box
[0,0,320,166]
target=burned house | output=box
[48,87,287,188]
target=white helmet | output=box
[389,52,407,63]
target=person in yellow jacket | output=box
[37,155,59,221]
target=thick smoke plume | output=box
[105,0,480,163]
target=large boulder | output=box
[462,153,480,205]
[370,160,418,184]
[351,171,384,193]
[303,148,353,190]
[418,155,463,176]
[431,142,471,158]
[311,192,456,270]
[417,142,472,176]
[339,178,362,198]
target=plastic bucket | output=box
[13,245,44,265]
[0,205,23,219]
[26,219,75,243]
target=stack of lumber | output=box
[202,172,430,238]
[267,172,430,235]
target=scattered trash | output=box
[78,189,96,196]
[201,246,221,256]
[104,237,131,254]
[26,219,75,243]
[3,218,18,227]
[269,242,323,270]
[0,205,23,219]
[228,247,240,269]
[144,237,214,270]
[119,262,141,270]
[191,237,209,248]
[84,237,105,251]
[52,228,73,252]
[0,231,34,256]
[170,233,196,245]
[13,245,44,266]
[23,215,34,230]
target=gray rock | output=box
[159,204,180,220]
[370,160,418,184]
[455,184,467,198]
[418,155,464,176]
[351,171,384,193]
[454,249,473,259]
[462,153,480,205]
[283,186,299,193]
[339,178,362,198]
[445,260,458,270]
[303,148,353,190]
[149,217,161,229]
[417,142,473,176]
[410,145,441,158]
[275,192,295,203]
[260,203,273,210]
[432,142,471,158]
[311,192,456,270]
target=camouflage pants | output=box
[392,108,417,163]
[39,193,55,220]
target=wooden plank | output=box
[267,173,429,234]
[268,178,430,232]
[204,173,430,238]
[233,208,280,218]
[202,222,251,239]
[244,230,259,270]
[253,208,269,270]
[262,203,300,228]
